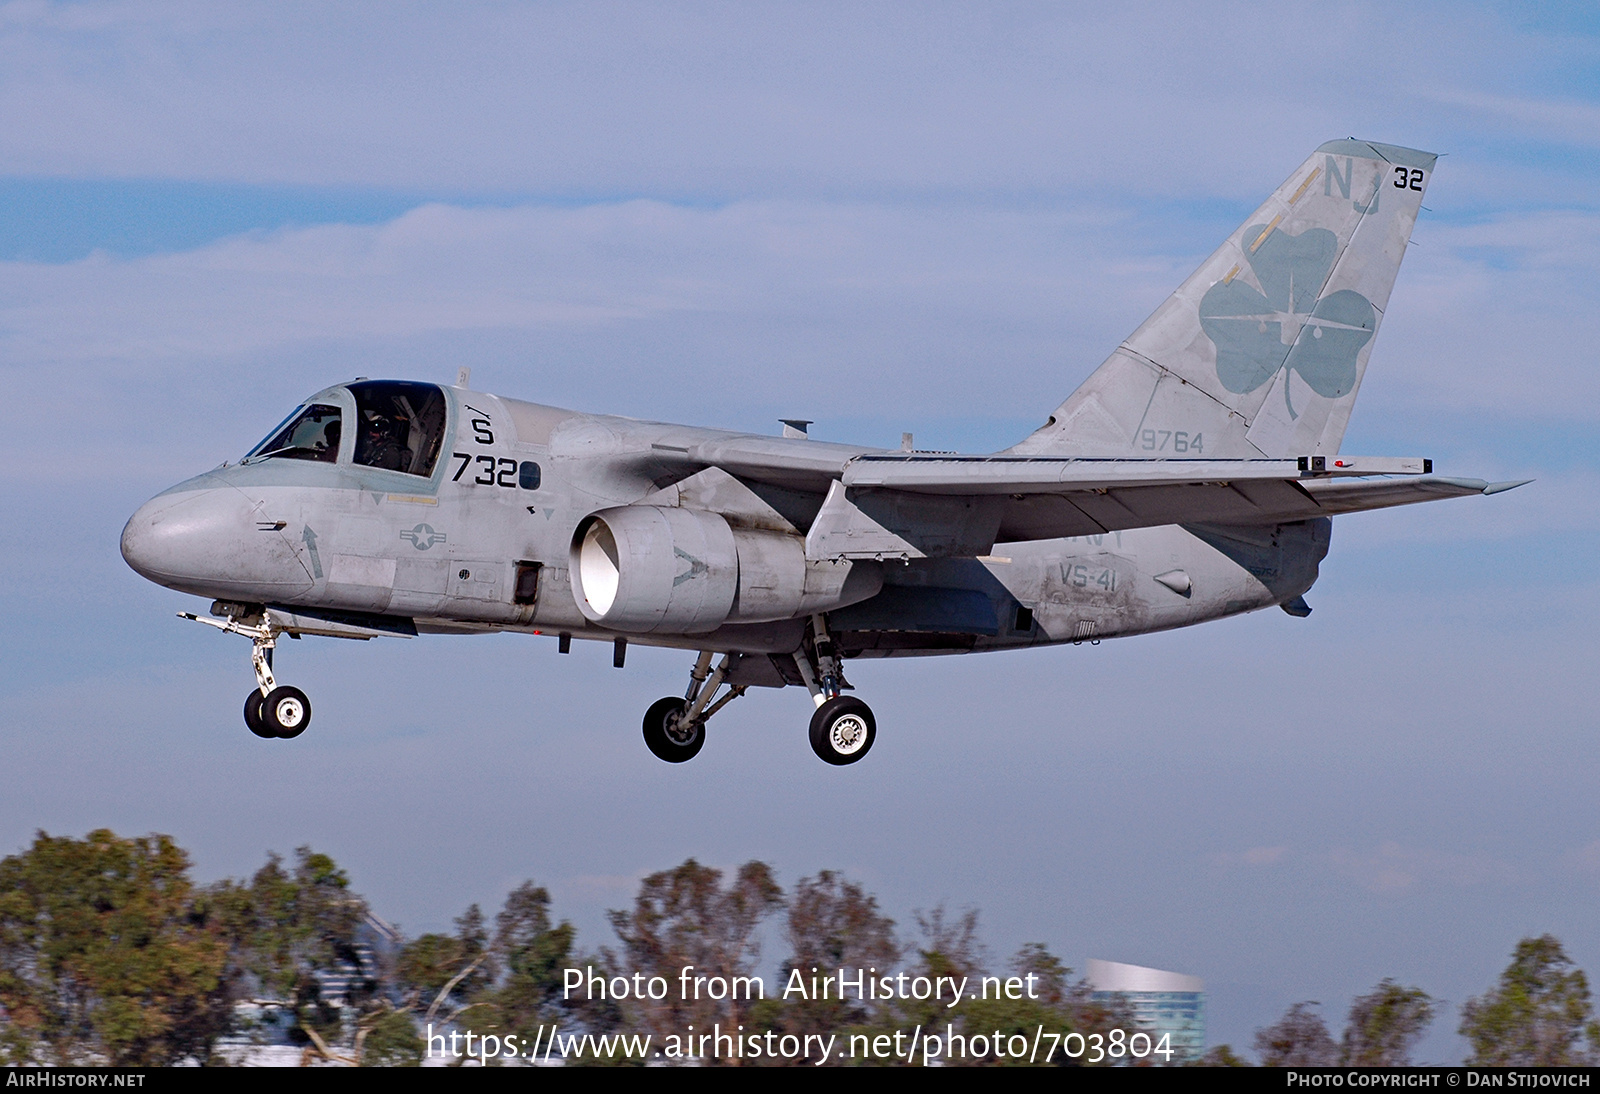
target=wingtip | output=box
[1482,479,1534,495]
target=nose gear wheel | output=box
[262,686,311,738]
[244,691,275,739]
[244,685,311,738]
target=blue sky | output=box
[2,1,1598,1060]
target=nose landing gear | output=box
[181,603,313,740]
[247,685,311,739]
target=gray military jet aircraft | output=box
[122,140,1525,765]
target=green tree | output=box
[397,904,493,1019]
[210,847,368,1006]
[487,881,579,1035]
[892,905,985,1045]
[746,869,900,1064]
[954,942,1068,1068]
[1255,1002,1339,1066]
[786,871,901,978]
[358,1007,426,1066]
[1190,1044,1251,1066]
[1341,979,1433,1066]
[1460,936,1600,1065]
[207,845,406,1062]
[0,829,229,1065]
[391,883,598,1067]
[607,859,783,1059]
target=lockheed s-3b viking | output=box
[121,140,1525,766]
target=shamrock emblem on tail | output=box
[1198,225,1375,419]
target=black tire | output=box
[244,690,276,739]
[809,696,875,765]
[642,696,704,763]
[260,685,311,739]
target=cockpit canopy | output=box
[246,381,449,478]
[349,380,448,476]
[250,402,342,464]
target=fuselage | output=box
[121,380,1329,664]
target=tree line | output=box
[0,829,1595,1066]
[1240,936,1600,1067]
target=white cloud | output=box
[0,200,1087,359]
[1329,842,1518,894]
[1208,845,1290,868]
[3,185,1597,503]
[0,196,1161,469]
[1425,89,1600,148]
[1356,209,1600,418]
[6,194,1598,425]
[0,2,1583,201]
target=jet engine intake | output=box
[572,506,737,633]
[570,506,881,633]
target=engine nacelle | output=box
[570,506,881,633]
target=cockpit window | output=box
[247,404,342,463]
[350,381,448,477]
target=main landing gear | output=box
[641,615,876,767]
[791,614,874,765]
[642,651,747,763]
[808,695,875,766]
[181,604,312,740]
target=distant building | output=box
[216,910,405,1065]
[318,911,403,1006]
[1086,959,1205,1063]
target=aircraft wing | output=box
[657,435,871,493]
[800,454,1526,559]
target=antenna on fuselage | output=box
[456,367,471,388]
[780,419,812,439]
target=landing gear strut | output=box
[641,651,747,764]
[641,617,876,766]
[794,615,875,765]
[181,604,313,740]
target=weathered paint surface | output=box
[120,141,1514,700]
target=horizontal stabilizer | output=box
[1294,475,1508,515]
[842,453,1432,493]
[805,462,1506,560]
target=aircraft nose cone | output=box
[121,488,313,597]
[120,494,189,583]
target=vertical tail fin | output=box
[1012,140,1436,459]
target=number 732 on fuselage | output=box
[120,140,1526,766]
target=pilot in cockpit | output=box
[316,420,341,462]
[358,412,408,472]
